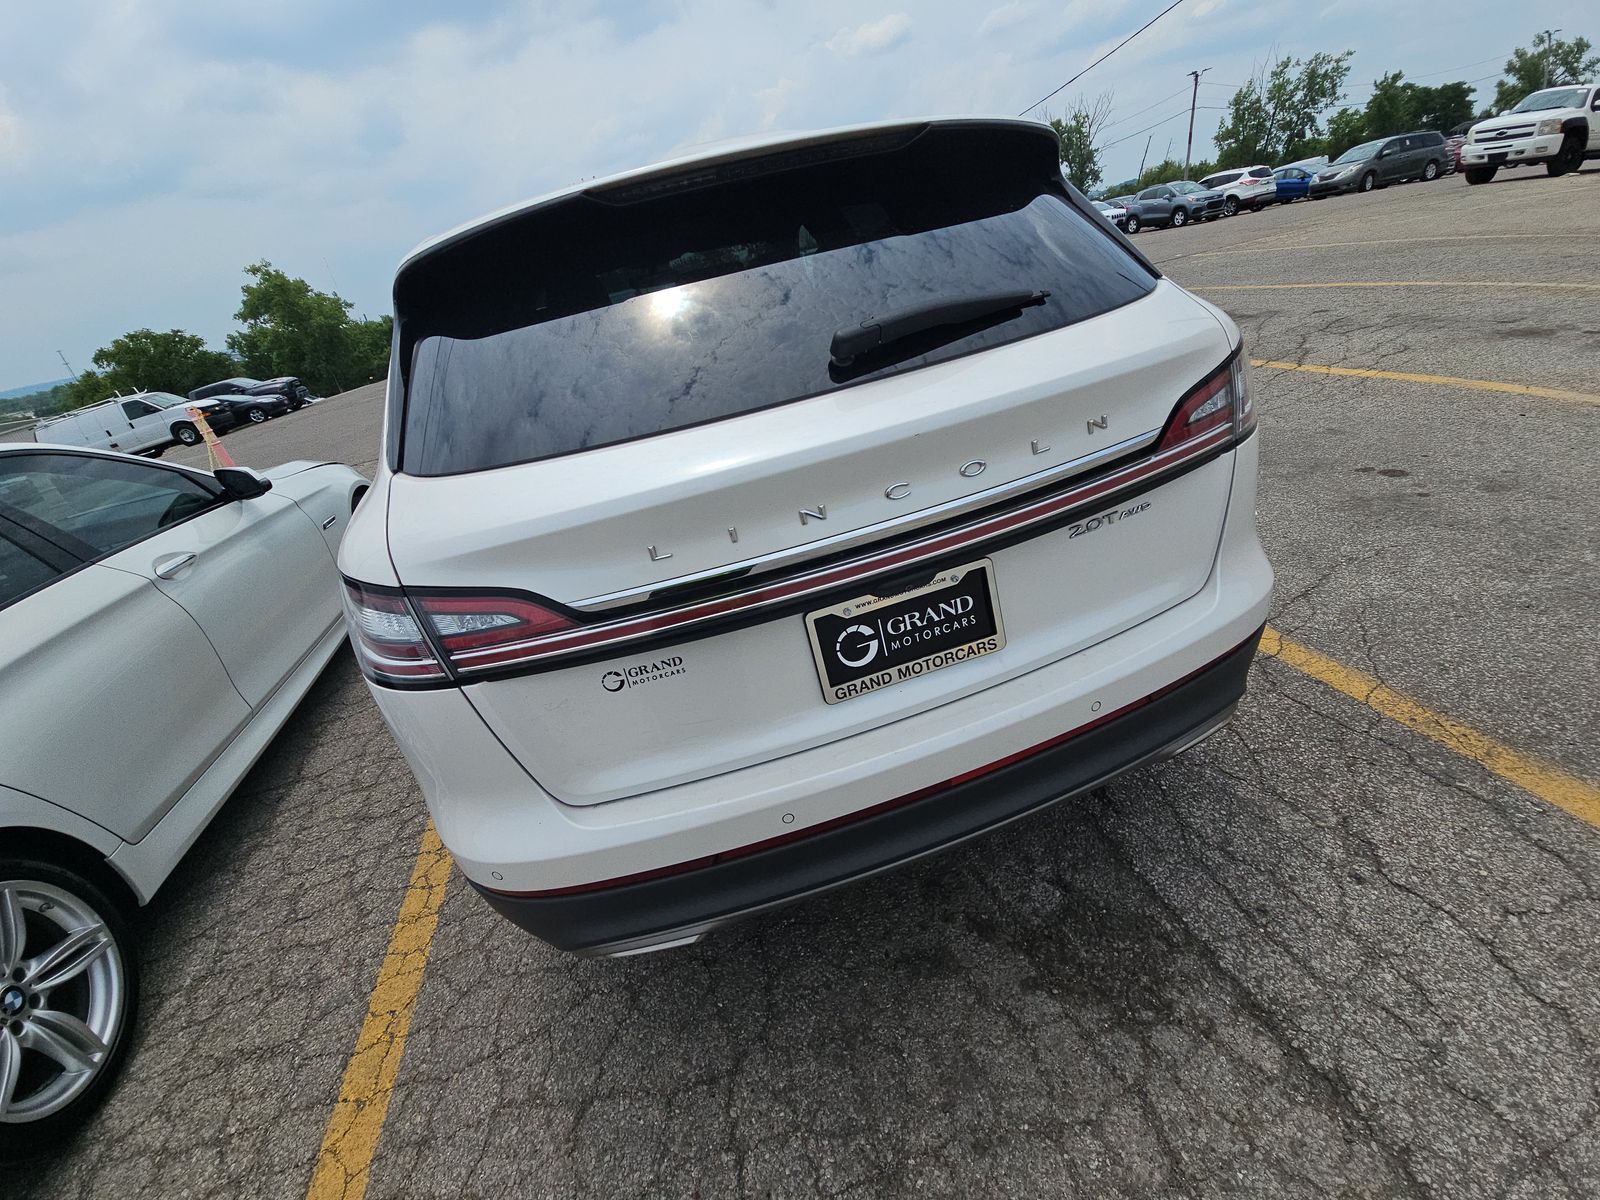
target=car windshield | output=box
[1332,140,1384,164]
[1168,180,1204,195]
[147,393,191,408]
[1510,87,1587,113]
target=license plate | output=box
[805,559,1006,704]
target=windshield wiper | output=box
[829,289,1050,367]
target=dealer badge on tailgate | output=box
[805,559,1006,704]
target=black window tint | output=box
[0,454,220,558]
[0,528,61,610]
[397,133,1155,476]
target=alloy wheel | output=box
[0,881,125,1125]
[1171,208,1188,227]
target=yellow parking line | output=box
[1179,233,1573,259]
[1260,627,1600,830]
[306,822,454,1200]
[1248,360,1600,407]
[1199,280,1600,291]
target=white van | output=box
[33,393,235,455]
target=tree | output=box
[1048,92,1114,193]
[1324,107,1368,159]
[1213,51,1354,167]
[228,262,391,396]
[1494,33,1600,111]
[1415,81,1477,134]
[55,329,234,409]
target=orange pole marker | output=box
[187,406,237,469]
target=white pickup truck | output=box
[1460,82,1600,183]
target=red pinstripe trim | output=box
[451,424,1233,673]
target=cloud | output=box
[0,0,1536,388]
[979,3,1034,36]
[826,13,913,58]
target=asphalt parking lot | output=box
[15,165,1599,1199]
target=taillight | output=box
[341,581,448,684]
[1155,352,1254,452]
[340,583,581,684]
[411,594,575,662]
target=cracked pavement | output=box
[13,167,1599,1198]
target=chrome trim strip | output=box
[448,425,1232,675]
[571,427,1160,612]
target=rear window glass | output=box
[396,128,1155,476]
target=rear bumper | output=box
[474,625,1261,954]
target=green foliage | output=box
[97,329,233,397]
[0,382,75,420]
[1213,51,1354,168]
[1493,33,1600,111]
[227,262,391,397]
[1360,73,1480,140]
[1318,72,1482,160]
[1115,158,1217,191]
[1050,114,1101,192]
[1047,92,1114,194]
[1324,107,1369,159]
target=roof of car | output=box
[397,116,1058,273]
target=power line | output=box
[1408,53,1511,80]
[1100,86,1191,132]
[1100,105,1225,152]
[1018,0,1192,116]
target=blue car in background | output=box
[1272,165,1314,202]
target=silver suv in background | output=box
[1123,179,1226,232]
[340,118,1272,958]
[1198,165,1277,215]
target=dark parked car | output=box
[189,376,313,410]
[207,391,294,426]
[1271,165,1314,202]
[1308,131,1448,197]
[1123,180,1225,232]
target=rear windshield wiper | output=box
[829,289,1051,367]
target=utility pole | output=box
[1541,29,1562,88]
[56,350,76,377]
[1185,68,1210,178]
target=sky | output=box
[0,0,1571,390]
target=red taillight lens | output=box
[411,594,576,660]
[341,581,448,684]
[1156,353,1254,453]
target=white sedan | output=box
[0,443,364,1153]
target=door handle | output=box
[153,552,197,579]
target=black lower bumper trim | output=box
[473,627,1263,953]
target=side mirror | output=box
[214,466,273,501]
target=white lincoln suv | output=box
[340,118,1274,956]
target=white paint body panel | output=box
[0,446,365,904]
[383,281,1238,804]
[370,434,1271,892]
